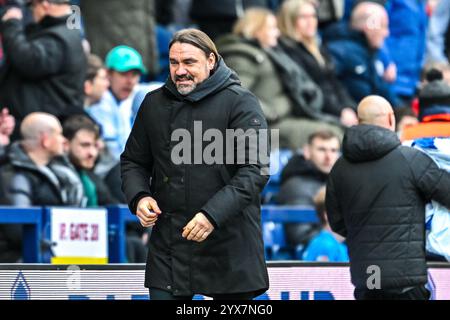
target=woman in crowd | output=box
[277,0,358,127]
[217,7,343,150]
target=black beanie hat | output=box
[419,69,450,108]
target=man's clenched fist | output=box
[136,196,161,228]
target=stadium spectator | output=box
[84,54,110,109]
[0,106,16,263]
[1,112,83,206]
[326,95,450,300]
[277,0,358,127]
[301,186,349,262]
[62,115,118,207]
[0,112,83,262]
[394,106,418,138]
[421,61,450,86]
[323,2,400,107]
[190,0,269,40]
[121,29,269,300]
[87,45,146,160]
[383,0,427,101]
[278,130,340,205]
[425,0,449,64]
[80,0,158,77]
[277,130,340,255]
[217,8,343,150]
[0,0,86,139]
[0,108,15,151]
[401,69,450,141]
[63,115,147,262]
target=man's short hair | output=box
[169,28,220,66]
[86,54,105,82]
[307,130,340,145]
[63,115,100,141]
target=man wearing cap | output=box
[0,0,86,139]
[87,45,146,160]
[401,69,450,141]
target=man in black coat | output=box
[278,130,340,252]
[121,29,270,300]
[326,95,450,300]
[0,0,86,138]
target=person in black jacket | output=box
[278,130,340,253]
[0,112,84,262]
[0,0,86,139]
[121,29,270,300]
[326,95,450,300]
[277,0,358,127]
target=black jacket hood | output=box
[280,154,328,184]
[343,124,401,163]
[164,57,240,102]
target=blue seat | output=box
[261,149,293,204]
[263,221,292,260]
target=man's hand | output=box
[2,8,23,22]
[182,212,214,242]
[136,196,161,228]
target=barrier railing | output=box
[0,205,317,263]
[0,206,43,263]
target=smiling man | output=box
[87,45,146,160]
[121,29,270,300]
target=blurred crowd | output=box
[0,0,449,263]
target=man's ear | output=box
[389,112,396,131]
[84,80,92,95]
[208,53,216,71]
[40,132,49,149]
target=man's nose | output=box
[175,64,187,75]
[89,147,98,157]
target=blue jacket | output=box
[411,137,450,261]
[324,22,400,106]
[384,0,427,97]
[302,230,349,262]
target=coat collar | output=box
[164,57,240,102]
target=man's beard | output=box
[175,74,196,95]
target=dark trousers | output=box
[354,285,430,300]
[149,287,255,300]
